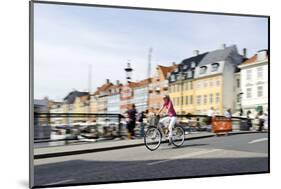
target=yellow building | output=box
[192,45,245,115]
[168,45,245,115]
[193,75,223,114]
[169,79,195,114]
[168,51,207,114]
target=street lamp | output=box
[124,61,133,83]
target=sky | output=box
[33,3,268,101]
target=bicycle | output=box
[144,115,185,151]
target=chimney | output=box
[243,48,247,57]
[257,49,267,61]
[172,62,176,66]
[106,79,110,84]
[116,80,120,85]
[193,50,199,56]
[221,43,226,49]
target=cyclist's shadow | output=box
[160,143,209,150]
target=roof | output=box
[198,45,238,67]
[158,65,177,78]
[136,78,151,87]
[94,83,113,95]
[240,50,268,66]
[169,52,208,82]
[242,54,257,65]
[180,52,208,70]
[63,91,89,104]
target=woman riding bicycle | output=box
[157,95,177,145]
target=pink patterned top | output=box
[163,100,176,117]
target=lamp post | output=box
[124,61,133,83]
[124,61,133,111]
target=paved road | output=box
[34,133,268,187]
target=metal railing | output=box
[33,112,258,142]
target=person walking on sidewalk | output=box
[137,111,146,138]
[126,104,137,139]
[207,107,215,131]
[224,108,232,119]
[256,110,264,132]
[157,95,177,145]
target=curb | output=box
[34,134,215,159]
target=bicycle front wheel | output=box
[144,127,162,151]
[172,125,185,147]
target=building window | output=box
[257,86,263,97]
[237,94,240,103]
[187,71,192,78]
[171,75,176,82]
[209,94,213,104]
[237,79,240,88]
[185,96,189,105]
[216,79,220,87]
[177,85,181,92]
[197,95,201,105]
[246,88,252,99]
[190,82,193,90]
[204,95,207,104]
[216,93,220,103]
[211,63,219,72]
[185,82,188,90]
[190,96,193,104]
[257,67,263,79]
[203,80,208,88]
[209,80,213,87]
[197,81,201,89]
[200,66,207,74]
[247,69,252,81]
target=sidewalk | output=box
[34,130,264,159]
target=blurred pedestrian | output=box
[137,111,145,138]
[256,110,264,132]
[206,107,214,130]
[224,108,232,119]
[263,112,268,130]
[246,110,252,129]
[126,104,137,139]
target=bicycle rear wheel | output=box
[144,127,162,151]
[172,125,185,147]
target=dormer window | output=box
[187,71,192,78]
[191,62,196,68]
[200,66,207,74]
[211,63,219,72]
[171,75,176,82]
[183,64,188,70]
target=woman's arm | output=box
[157,104,165,115]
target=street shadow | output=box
[33,156,269,188]
[160,143,209,150]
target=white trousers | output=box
[159,116,177,138]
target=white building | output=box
[107,94,121,113]
[238,49,268,114]
[133,86,149,112]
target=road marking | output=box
[248,138,268,144]
[147,149,221,165]
[46,179,74,185]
